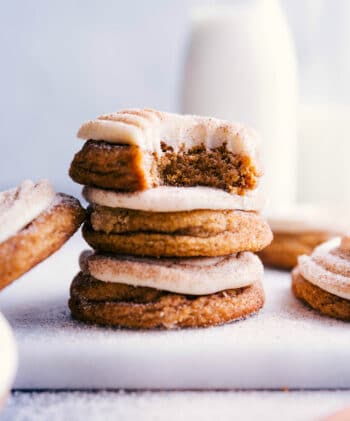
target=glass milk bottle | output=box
[182,0,298,210]
[294,0,350,205]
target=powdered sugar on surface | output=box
[3,390,350,421]
[0,234,349,390]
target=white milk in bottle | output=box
[182,0,298,210]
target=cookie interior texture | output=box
[69,272,265,329]
[259,231,332,270]
[291,269,350,321]
[69,140,259,194]
[0,194,85,290]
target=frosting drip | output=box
[298,238,350,300]
[80,251,263,295]
[0,180,55,243]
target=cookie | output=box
[292,269,350,321]
[259,231,331,270]
[258,205,350,270]
[292,236,350,321]
[70,108,261,194]
[0,313,17,411]
[69,272,265,329]
[82,216,272,257]
[0,182,85,290]
[89,206,268,237]
[69,250,265,329]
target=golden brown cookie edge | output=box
[0,194,85,290]
[82,219,272,257]
[291,268,350,321]
[90,206,267,237]
[69,275,265,329]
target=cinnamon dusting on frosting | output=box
[298,238,350,300]
[79,251,263,295]
[0,180,55,243]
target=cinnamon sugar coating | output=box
[292,269,350,321]
[90,206,268,237]
[0,194,85,290]
[82,211,272,257]
[69,272,265,329]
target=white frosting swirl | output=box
[80,251,263,295]
[0,313,17,398]
[0,180,55,243]
[298,238,350,300]
[83,186,264,212]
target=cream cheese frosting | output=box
[298,238,350,300]
[267,204,350,234]
[80,251,263,295]
[83,185,264,212]
[77,108,259,160]
[0,313,17,399]
[0,180,55,243]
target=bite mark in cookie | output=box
[70,109,261,194]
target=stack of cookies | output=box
[69,109,272,329]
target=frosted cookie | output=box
[82,186,272,257]
[259,205,348,270]
[0,180,85,290]
[70,108,261,194]
[292,236,350,321]
[0,313,17,411]
[69,251,265,329]
[84,188,272,256]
